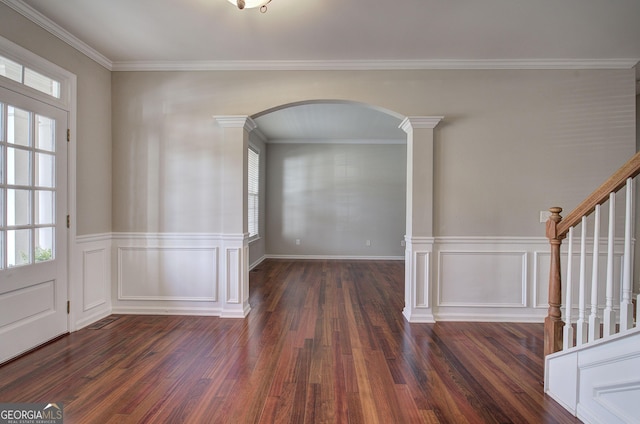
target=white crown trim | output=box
[0,0,113,70]
[111,59,640,72]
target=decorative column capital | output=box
[214,115,257,132]
[399,116,444,133]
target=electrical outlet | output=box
[401,240,406,247]
[295,239,301,245]
[539,210,551,223]
[366,240,371,246]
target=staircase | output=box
[543,152,640,424]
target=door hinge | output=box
[67,129,70,142]
[67,301,70,314]
[66,215,70,228]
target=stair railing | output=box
[545,151,640,356]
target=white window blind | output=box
[248,147,259,238]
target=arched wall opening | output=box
[226,100,442,322]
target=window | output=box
[0,55,61,99]
[248,146,259,239]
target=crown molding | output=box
[0,0,113,70]
[111,59,640,72]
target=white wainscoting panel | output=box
[220,234,251,318]
[414,251,430,308]
[110,233,247,317]
[72,234,626,325]
[433,237,547,322]
[438,251,527,307]
[83,248,108,311]
[403,237,435,323]
[74,233,112,330]
[225,248,241,304]
[118,247,218,301]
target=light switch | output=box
[540,210,551,223]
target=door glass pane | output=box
[35,152,54,187]
[35,227,54,262]
[7,106,30,146]
[7,189,31,226]
[7,147,31,186]
[35,114,55,152]
[35,190,54,225]
[8,229,31,267]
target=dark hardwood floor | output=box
[0,259,580,423]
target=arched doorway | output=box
[241,101,443,322]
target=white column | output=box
[400,116,443,323]
[214,115,255,318]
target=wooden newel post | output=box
[544,207,565,356]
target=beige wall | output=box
[0,3,112,236]
[111,69,636,237]
[266,143,406,257]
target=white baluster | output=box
[563,226,575,350]
[576,216,588,346]
[588,205,601,342]
[621,178,634,330]
[603,193,616,337]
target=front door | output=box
[0,86,68,363]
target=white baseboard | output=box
[249,255,267,270]
[434,311,547,323]
[111,306,222,316]
[265,254,404,261]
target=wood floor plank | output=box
[0,259,581,423]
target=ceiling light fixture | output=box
[227,0,272,13]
